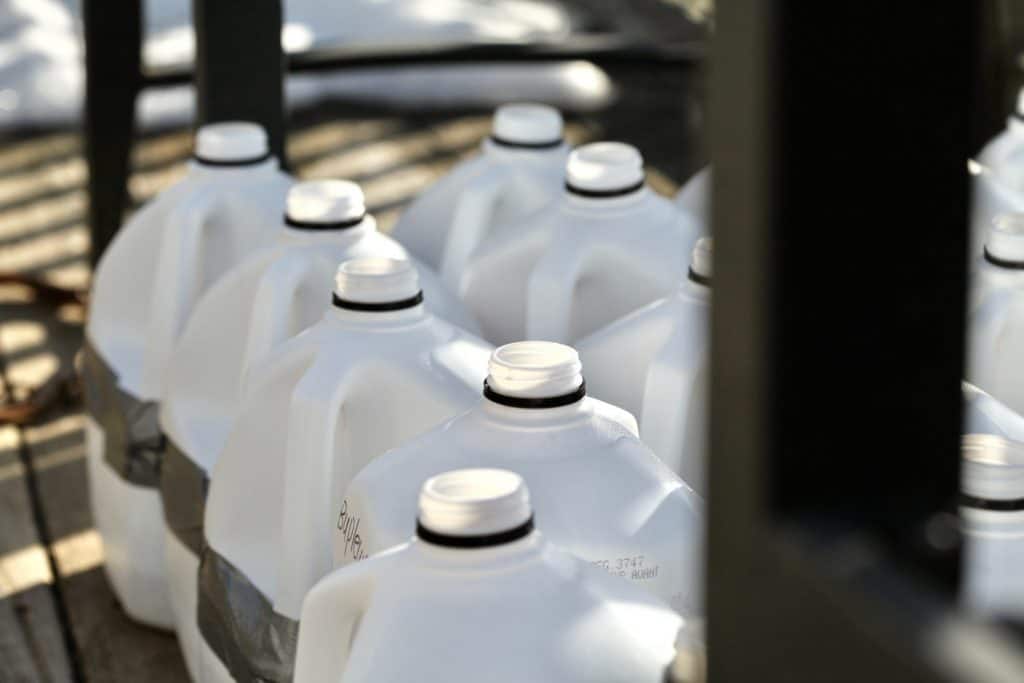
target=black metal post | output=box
[708,2,988,681]
[82,0,143,265]
[192,0,286,164]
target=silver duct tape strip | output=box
[198,544,299,683]
[160,438,208,556]
[80,340,164,487]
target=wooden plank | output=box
[0,424,75,683]
[24,410,187,683]
[0,278,187,682]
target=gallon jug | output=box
[460,141,703,345]
[390,103,569,287]
[967,214,1024,416]
[338,340,703,614]
[198,258,491,683]
[298,469,685,683]
[157,179,477,681]
[675,166,710,231]
[961,433,1024,620]
[577,237,711,494]
[972,89,1024,259]
[81,121,291,629]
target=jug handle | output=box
[439,167,508,290]
[293,560,376,683]
[275,365,358,620]
[139,187,217,394]
[524,248,586,344]
[239,254,311,395]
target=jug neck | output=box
[481,341,587,421]
[481,136,568,162]
[480,387,590,424]
[678,271,712,302]
[981,248,1024,282]
[186,156,279,181]
[276,215,374,246]
[325,300,427,326]
[563,182,651,211]
[411,530,546,570]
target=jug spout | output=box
[484,341,584,407]
[417,469,533,545]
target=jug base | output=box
[85,417,174,629]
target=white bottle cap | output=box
[333,258,420,305]
[492,103,563,146]
[287,180,366,225]
[690,237,713,281]
[985,213,1024,264]
[566,142,645,194]
[195,122,268,162]
[486,341,583,399]
[419,469,532,537]
[1017,87,1024,118]
[961,434,1024,503]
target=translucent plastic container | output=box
[81,122,291,629]
[972,89,1024,259]
[577,238,711,494]
[297,469,685,683]
[158,179,476,679]
[390,103,569,288]
[197,258,491,683]
[967,214,1024,416]
[460,141,703,345]
[338,341,704,614]
[961,434,1024,620]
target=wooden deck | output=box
[0,93,695,681]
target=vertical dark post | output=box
[82,0,143,265]
[192,0,286,164]
[708,2,978,681]
[973,0,1013,153]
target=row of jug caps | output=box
[328,254,593,409]
[192,112,660,201]
[327,248,714,326]
[488,103,647,196]
[190,113,666,215]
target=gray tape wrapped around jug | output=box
[160,438,208,556]
[198,544,299,683]
[80,340,164,487]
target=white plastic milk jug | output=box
[577,237,711,494]
[967,214,1024,416]
[81,122,290,628]
[390,103,569,286]
[460,141,703,345]
[338,340,704,615]
[157,179,478,680]
[197,258,491,683]
[961,433,1024,620]
[972,89,1024,259]
[675,166,710,231]
[299,469,685,683]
